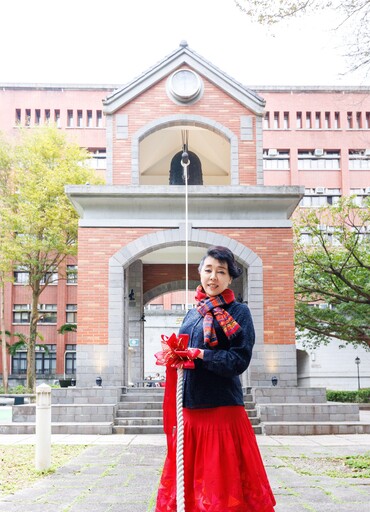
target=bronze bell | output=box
[169,150,203,185]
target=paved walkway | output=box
[1,432,370,511]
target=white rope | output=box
[176,367,185,512]
[177,152,190,512]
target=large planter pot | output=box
[59,378,72,388]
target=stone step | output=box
[115,416,163,426]
[128,387,164,393]
[116,408,162,418]
[0,422,113,435]
[113,425,165,435]
[117,401,164,410]
[244,402,256,410]
[12,404,116,423]
[113,423,263,435]
[262,421,370,435]
[120,394,164,403]
[258,402,360,423]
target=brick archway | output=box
[107,228,263,386]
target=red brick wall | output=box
[77,227,162,344]
[209,228,296,346]
[77,226,295,348]
[143,264,199,293]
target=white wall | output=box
[297,338,370,390]
[143,310,187,378]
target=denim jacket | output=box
[179,301,255,409]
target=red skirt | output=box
[155,406,276,512]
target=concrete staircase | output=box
[113,387,262,434]
[0,387,121,435]
[253,387,370,435]
[4,385,370,436]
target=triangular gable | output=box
[103,41,265,115]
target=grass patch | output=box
[280,452,370,479]
[0,444,87,495]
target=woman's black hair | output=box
[198,246,243,279]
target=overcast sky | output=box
[1,0,368,87]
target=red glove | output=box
[174,348,201,359]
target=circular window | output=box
[167,69,203,103]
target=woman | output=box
[155,246,276,512]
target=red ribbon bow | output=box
[155,333,196,369]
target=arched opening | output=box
[136,119,234,185]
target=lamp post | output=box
[355,357,361,390]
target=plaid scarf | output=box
[195,285,241,346]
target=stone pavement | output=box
[1,432,370,512]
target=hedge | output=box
[326,388,370,403]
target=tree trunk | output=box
[27,291,40,391]
[0,280,9,392]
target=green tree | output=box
[294,197,370,350]
[1,126,103,390]
[0,134,15,392]
[234,1,370,75]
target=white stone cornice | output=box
[65,185,304,227]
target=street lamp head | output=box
[355,357,361,365]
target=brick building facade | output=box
[1,42,369,389]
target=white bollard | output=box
[35,383,52,471]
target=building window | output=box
[67,109,74,128]
[44,109,50,124]
[66,304,77,324]
[356,112,362,129]
[283,112,289,129]
[315,112,321,129]
[35,109,41,125]
[15,108,21,124]
[88,149,106,171]
[366,112,370,129]
[38,304,57,324]
[146,304,164,310]
[350,188,370,206]
[77,110,83,127]
[87,110,93,127]
[65,344,77,374]
[13,304,31,324]
[349,150,370,170]
[171,304,184,311]
[300,188,341,207]
[11,350,27,374]
[40,269,58,285]
[298,150,340,170]
[263,149,290,170]
[96,110,103,128]
[296,112,302,129]
[324,112,330,129]
[66,265,78,284]
[54,110,60,128]
[25,109,31,126]
[14,265,30,284]
[347,112,353,129]
[36,344,56,375]
[305,112,312,129]
[273,112,279,129]
[263,112,270,129]
[334,112,340,129]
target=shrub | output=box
[327,388,370,403]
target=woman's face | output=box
[199,256,232,297]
